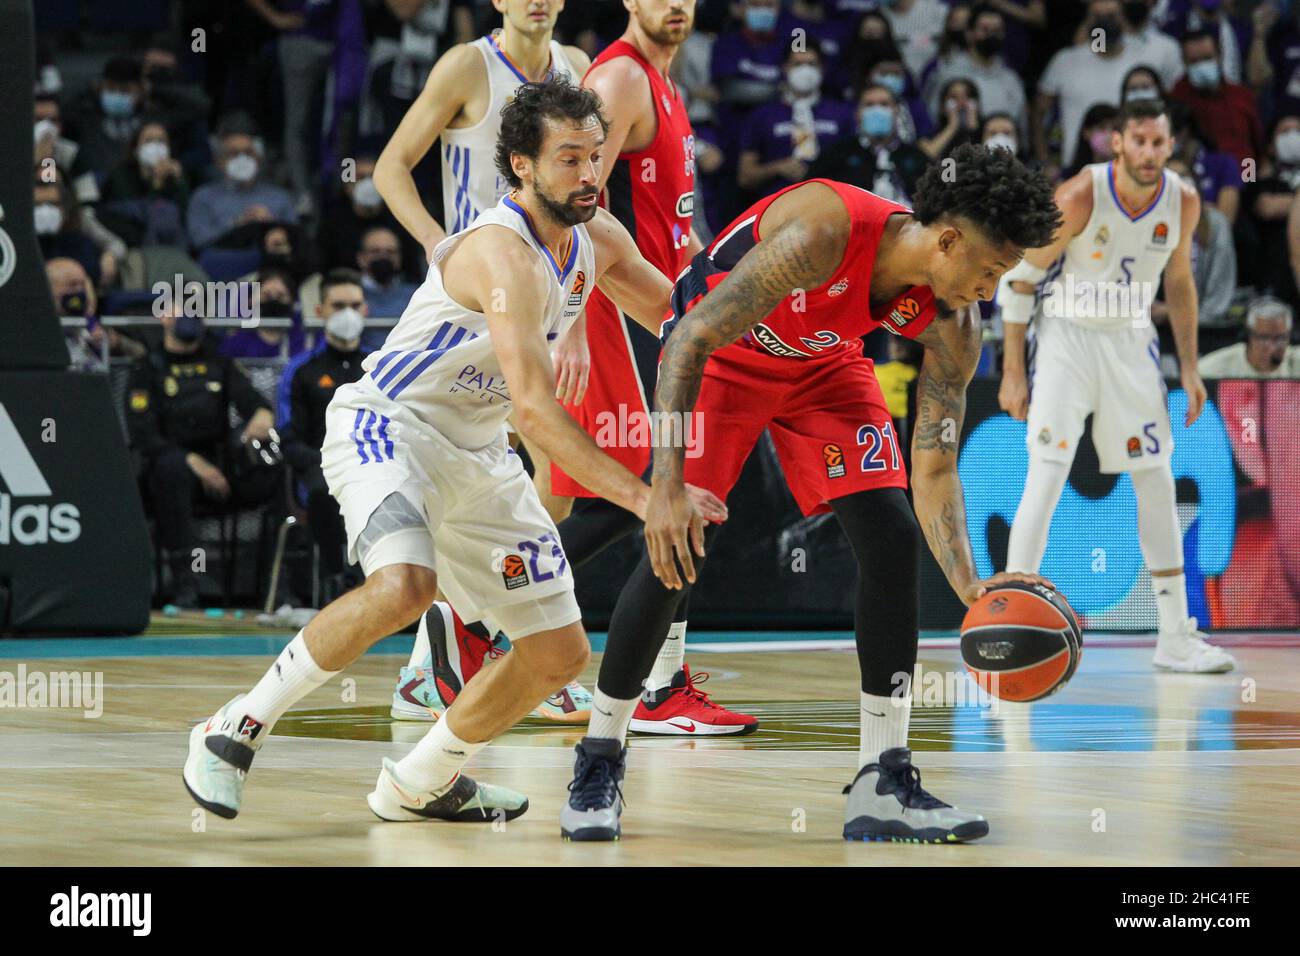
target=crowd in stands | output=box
[31,0,1300,606]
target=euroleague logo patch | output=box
[988,596,1008,614]
[887,296,920,330]
[823,443,845,478]
[1126,435,1142,459]
[501,554,530,590]
[568,271,586,307]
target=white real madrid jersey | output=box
[357,196,594,448]
[440,34,580,234]
[1048,161,1183,330]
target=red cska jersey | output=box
[589,38,696,275]
[664,180,940,360]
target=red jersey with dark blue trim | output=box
[664,180,939,360]
[588,39,695,276]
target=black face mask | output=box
[60,289,89,317]
[945,29,966,47]
[259,298,293,318]
[367,257,398,285]
[262,252,295,275]
[974,35,1003,58]
[1122,2,1149,28]
[173,313,204,343]
[1094,15,1124,40]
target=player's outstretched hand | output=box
[961,570,1057,606]
[1181,368,1207,426]
[645,480,726,590]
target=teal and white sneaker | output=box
[182,695,267,820]
[366,757,529,822]
[534,679,594,723]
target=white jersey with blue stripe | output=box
[351,195,594,449]
[1050,161,1183,331]
[440,34,580,235]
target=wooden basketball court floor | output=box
[2,629,1299,867]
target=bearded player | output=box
[997,98,1234,673]
[374,0,596,722]
[559,144,1063,843]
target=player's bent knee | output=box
[513,622,589,687]
[366,563,438,625]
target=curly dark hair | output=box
[494,75,609,190]
[912,142,1061,250]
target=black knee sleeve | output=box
[830,488,921,698]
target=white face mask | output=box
[325,307,365,343]
[34,202,63,235]
[985,132,1017,153]
[1278,129,1300,164]
[137,140,169,167]
[225,153,258,184]
[34,118,58,144]
[353,176,383,211]
[787,64,823,96]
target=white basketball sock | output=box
[406,602,438,669]
[859,691,911,768]
[646,621,688,692]
[239,631,340,732]
[588,689,640,745]
[1005,458,1070,573]
[394,713,487,794]
[1152,573,1189,634]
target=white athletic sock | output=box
[394,713,487,794]
[406,602,438,669]
[859,691,911,768]
[239,631,340,733]
[1152,573,1189,634]
[588,689,639,745]
[646,621,688,691]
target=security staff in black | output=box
[277,270,371,590]
[126,311,277,608]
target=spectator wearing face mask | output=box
[877,0,950,86]
[1166,100,1239,225]
[1237,114,1300,306]
[219,267,307,359]
[34,178,104,286]
[1063,102,1122,179]
[99,121,190,248]
[737,44,854,195]
[922,3,1028,143]
[33,95,99,204]
[277,269,372,587]
[138,44,213,175]
[1034,0,1153,171]
[862,43,934,142]
[63,56,144,180]
[125,308,276,607]
[186,116,297,251]
[257,223,315,284]
[1122,0,1186,88]
[1167,0,1246,84]
[1169,29,1262,165]
[47,257,146,370]
[710,0,789,111]
[356,225,419,323]
[318,155,422,277]
[914,1,970,103]
[790,0,856,95]
[1199,297,1300,377]
[809,82,930,203]
[1259,0,1300,117]
[919,77,981,160]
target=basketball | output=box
[960,583,1083,702]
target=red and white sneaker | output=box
[628,665,758,736]
[390,602,503,720]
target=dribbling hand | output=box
[960,570,1056,607]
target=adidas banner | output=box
[0,368,153,633]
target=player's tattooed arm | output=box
[911,306,983,602]
[653,213,844,483]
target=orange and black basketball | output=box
[960,582,1082,702]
